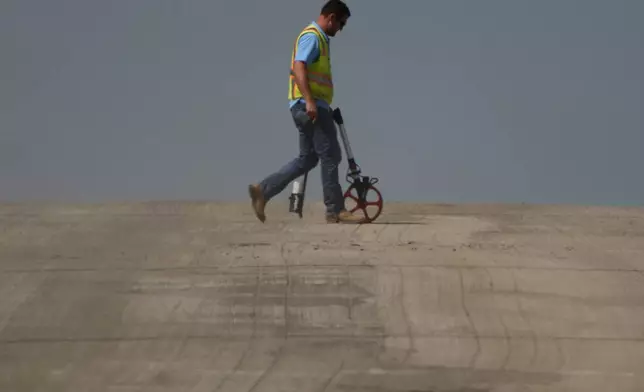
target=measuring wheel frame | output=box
[333,107,384,223]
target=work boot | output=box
[248,184,266,222]
[326,209,366,224]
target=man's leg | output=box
[310,107,344,217]
[249,104,318,222]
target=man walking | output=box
[248,0,364,224]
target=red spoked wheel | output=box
[343,182,384,223]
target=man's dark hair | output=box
[320,0,351,19]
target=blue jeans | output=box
[259,103,345,215]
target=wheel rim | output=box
[343,183,383,222]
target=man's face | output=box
[327,13,347,37]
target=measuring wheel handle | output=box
[331,107,345,126]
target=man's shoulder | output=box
[296,23,326,41]
[293,28,321,64]
[295,29,322,54]
[297,31,319,45]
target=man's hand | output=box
[305,99,317,122]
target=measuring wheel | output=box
[331,106,384,223]
[343,176,383,223]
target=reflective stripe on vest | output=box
[289,69,333,87]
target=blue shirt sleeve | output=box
[293,32,320,65]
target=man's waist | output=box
[289,97,330,109]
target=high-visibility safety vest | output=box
[288,24,334,105]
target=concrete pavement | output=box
[1,201,644,391]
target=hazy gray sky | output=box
[2,0,643,206]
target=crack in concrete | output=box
[459,269,481,369]
[398,266,415,365]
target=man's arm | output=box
[292,61,314,103]
[292,33,319,104]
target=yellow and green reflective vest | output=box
[288,24,334,105]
